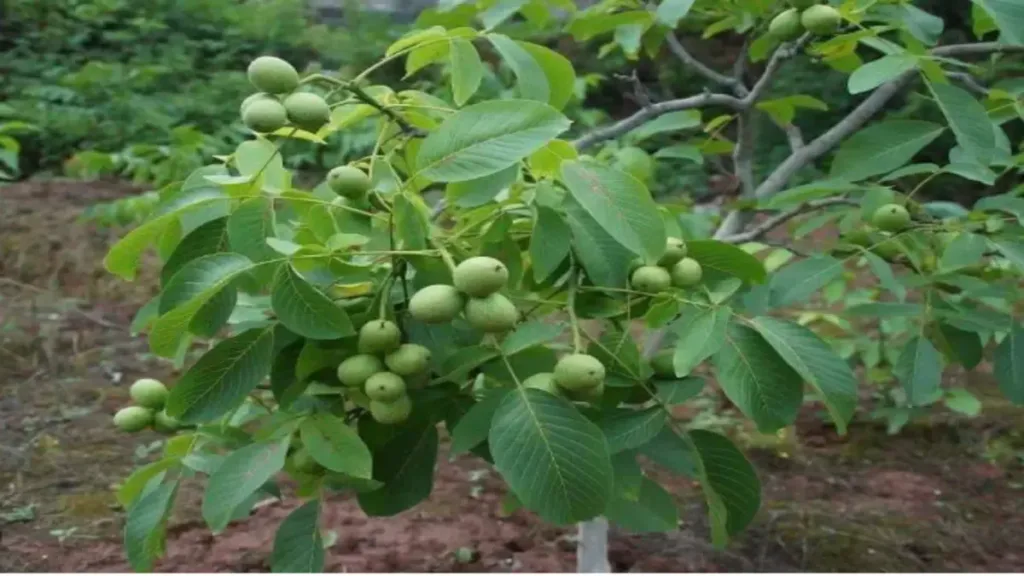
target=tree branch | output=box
[718,197,856,244]
[572,92,744,150]
[782,123,805,151]
[666,32,748,96]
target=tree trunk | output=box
[576,518,611,572]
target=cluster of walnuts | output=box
[113,379,179,434]
[769,0,842,40]
[240,56,331,134]
[629,237,703,294]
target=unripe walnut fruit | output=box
[554,354,606,391]
[453,256,509,297]
[370,395,412,425]
[872,203,911,232]
[384,344,432,376]
[337,354,384,388]
[113,406,154,433]
[631,265,671,293]
[769,8,803,40]
[247,56,300,94]
[130,378,169,410]
[671,257,703,287]
[365,372,407,403]
[658,237,688,267]
[242,98,288,133]
[327,166,371,200]
[801,4,842,35]
[408,284,464,324]
[522,372,560,396]
[283,92,330,132]
[464,293,518,333]
[358,320,402,355]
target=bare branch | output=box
[731,112,757,197]
[572,92,744,150]
[666,33,748,96]
[742,35,810,106]
[783,123,805,151]
[719,197,857,244]
[931,42,1024,57]
[948,72,990,96]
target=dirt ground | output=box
[1,179,1023,572]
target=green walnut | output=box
[872,203,911,233]
[358,320,402,355]
[365,372,407,403]
[843,228,874,248]
[553,354,606,391]
[453,256,509,297]
[288,448,321,474]
[671,257,703,287]
[336,354,384,388]
[801,4,842,35]
[113,406,154,433]
[464,293,518,333]
[242,98,288,133]
[240,93,275,115]
[522,372,560,396]
[247,55,300,95]
[384,344,432,377]
[631,265,671,293]
[872,238,904,261]
[129,378,168,410]
[283,92,330,132]
[650,350,676,378]
[370,395,412,425]
[408,284,464,324]
[153,410,180,434]
[658,237,688,267]
[769,8,804,40]
[326,165,371,200]
[568,381,605,403]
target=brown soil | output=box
[2,179,1023,572]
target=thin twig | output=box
[665,32,748,97]
[718,197,857,244]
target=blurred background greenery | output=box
[1,0,1019,206]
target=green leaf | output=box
[487,33,549,103]
[416,99,570,182]
[202,437,289,533]
[228,196,279,268]
[105,187,229,281]
[687,241,767,284]
[124,479,178,572]
[830,120,945,182]
[671,304,730,376]
[151,253,255,357]
[564,196,634,288]
[357,418,439,516]
[480,0,528,28]
[117,459,179,507]
[271,500,324,573]
[769,256,844,308]
[929,81,996,164]
[756,95,829,126]
[848,54,917,95]
[848,302,923,317]
[714,324,803,432]
[627,110,701,143]
[606,476,678,533]
[599,407,667,454]
[519,41,577,111]
[299,413,372,478]
[690,429,761,547]
[748,317,858,434]
[657,377,705,405]
[166,327,274,424]
[449,38,483,106]
[895,336,942,406]
[971,0,1024,44]
[501,321,565,356]
[933,323,983,370]
[161,217,230,286]
[560,160,666,262]
[530,205,571,282]
[939,232,988,272]
[995,325,1024,404]
[450,389,510,456]
[944,388,982,417]
[988,237,1024,272]
[489,389,613,524]
[235,138,288,193]
[446,164,517,208]
[655,0,696,27]
[272,266,354,340]
[862,251,906,301]
[654,144,703,164]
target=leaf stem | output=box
[567,258,583,353]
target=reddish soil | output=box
[2,179,1023,572]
